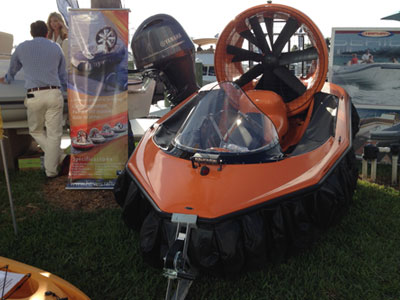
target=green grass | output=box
[1,170,400,299]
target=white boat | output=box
[0,31,70,130]
[370,122,400,143]
[0,31,31,128]
[88,127,106,143]
[331,62,400,90]
[193,38,217,85]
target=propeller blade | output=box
[264,17,274,49]
[239,30,261,49]
[273,17,300,55]
[227,45,263,62]
[249,16,271,53]
[279,47,318,65]
[255,67,278,90]
[235,64,264,87]
[273,66,306,96]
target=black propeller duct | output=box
[227,16,319,102]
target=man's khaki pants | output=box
[25,89,64,177]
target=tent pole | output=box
[0,139,18,235]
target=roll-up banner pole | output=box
[0,106,18,235]
[67,8,129,189]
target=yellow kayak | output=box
[0,256,90,300]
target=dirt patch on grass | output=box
[43,175,119,211]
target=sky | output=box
[1,0,400,47]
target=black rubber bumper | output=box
[114,147,358,276]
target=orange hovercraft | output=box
[114,3,359,298]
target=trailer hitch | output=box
[163,213,198,300]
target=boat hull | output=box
[332,63,400,90]
[0,256,90,300]
[114,83,360,275]
[116,147,357,274]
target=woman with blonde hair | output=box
[47,12,68,46]
[47,12,69,71]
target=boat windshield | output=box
[174,82,280,154]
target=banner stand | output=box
[67,8,129,189]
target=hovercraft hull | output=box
[114,83,360,275]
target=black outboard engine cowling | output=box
[131,14,199,106]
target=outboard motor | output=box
[131,14,199,106]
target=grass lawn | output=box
[1,169,400,299]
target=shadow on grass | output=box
[1,170,400,299]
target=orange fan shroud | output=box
[214,3,328,116]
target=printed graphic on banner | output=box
[68,9,129,188]
[329,28,400,162]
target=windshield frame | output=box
[173,82,280,154]
[153,82,284,164]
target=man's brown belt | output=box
[27,86,60,93]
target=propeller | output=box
[235,64,264,87]
[239,30,261,49]
[227,45,263,62]
[273,18,299,55]
[279,47,318,65]
[264,17,274,48]
[227,15,317,101]
[249,16,271,53]
[215,3,329,115]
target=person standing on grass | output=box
[0,20,67,178]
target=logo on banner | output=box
[358,31,393,38]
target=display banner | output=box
[329,28,400,162]
[67,9,129,189]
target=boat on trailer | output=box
[114,4,360,299]
[193,38,217,85]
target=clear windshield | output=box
[174,82,280,154]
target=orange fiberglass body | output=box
[127,82,352,219]
[114,3,360,280]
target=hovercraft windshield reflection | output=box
[155,82,284,164]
